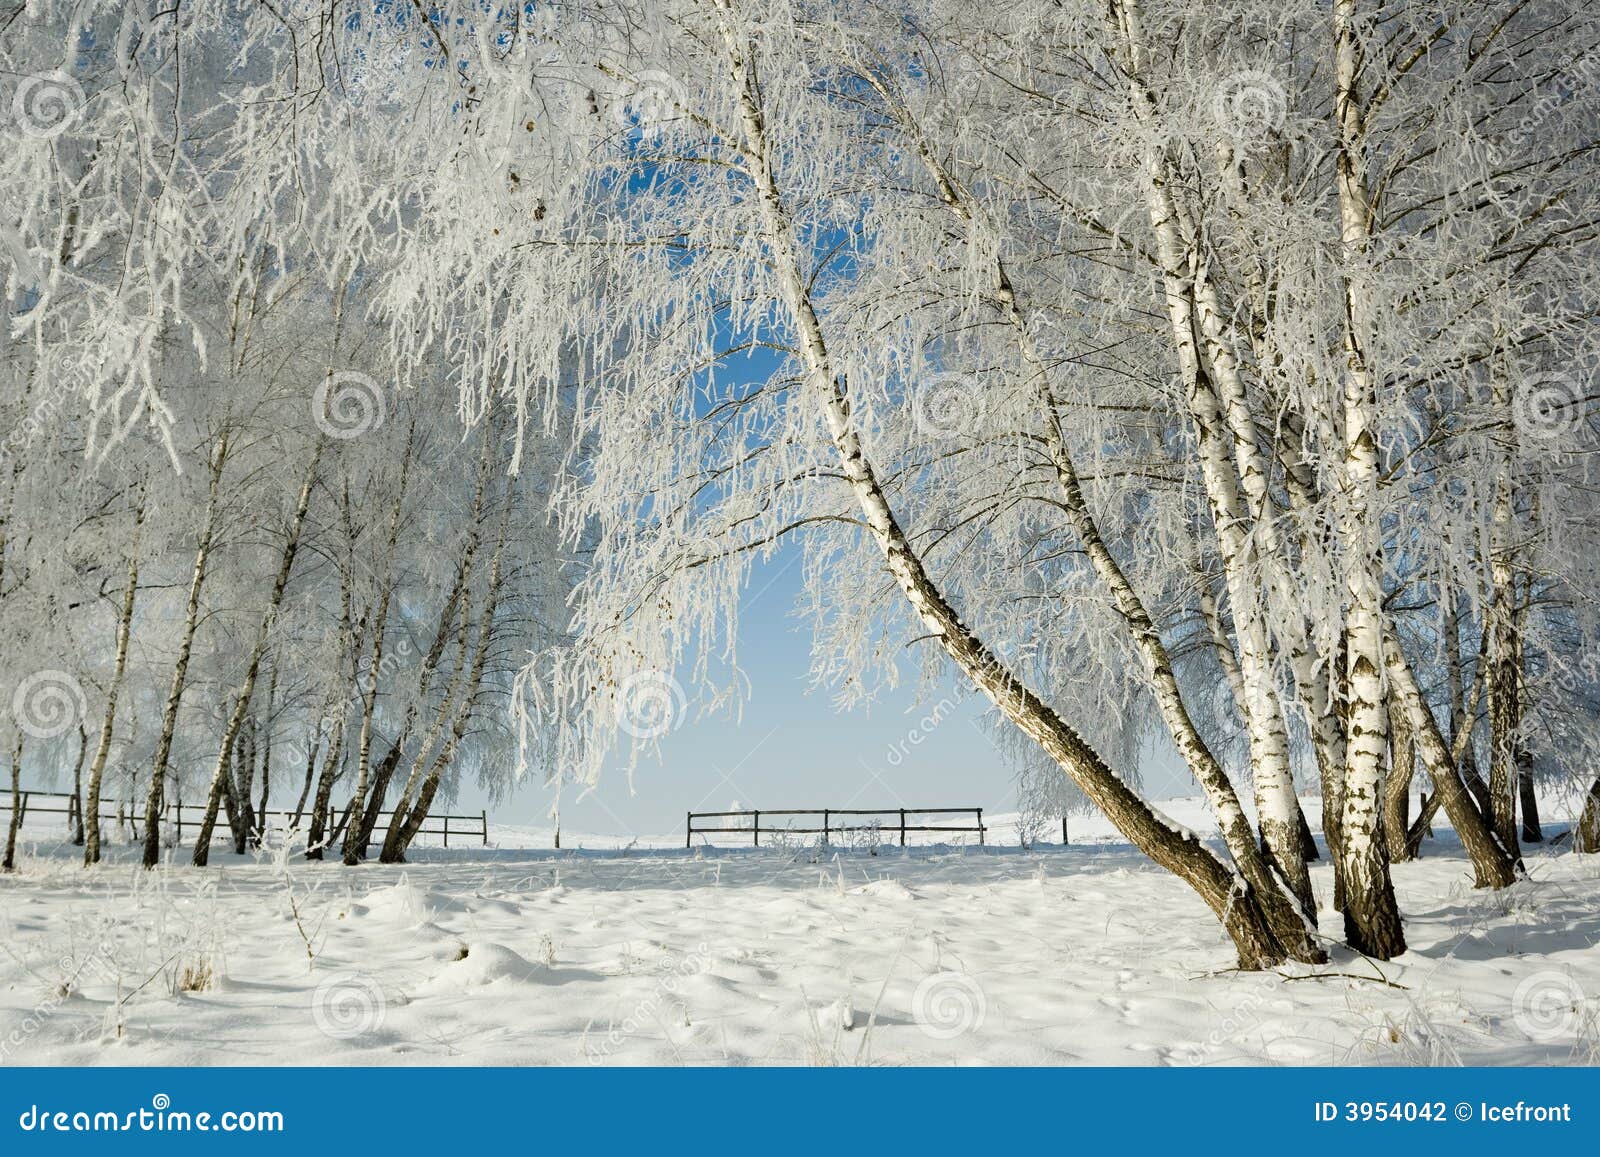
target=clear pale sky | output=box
[476,547,1021,840]
[470,545,1195,841]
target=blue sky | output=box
[477,547,1020,839]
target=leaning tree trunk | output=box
[866,83,1319,954]
[1273,413,1354,904]
[1444,592,1493,821]
[85,498,144,865]
[382,489,512,864]
[1578,778,1600,853]
[1103,0,1314,922]
[1209,127,1355,875]
[378,622,471,862]
[231,718,256,854]
[380,639,480,862]
[2,734,21,871]
[340,421,416,866]
[1385,630,1518,887]
[142,438,227,868]
[68,724,87,846]
[355,433,489,858]
[1203,582,1317,873]
[304,727,346,860]
[1517,748,1542,844]
[716,14,1314,969]
[316,498,365,864]
[1042,329,1315,936]
[292,703,329,832]
[1384,693,1415,860]
[1187,251,1321,912]
[352,575,474,859]
[304,550,358,853]
[193,441,322,866]
[1512,615,1542,843]
[257,670,277,840]
[1403,792,1438,859]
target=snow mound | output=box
[849,879,916,900]
[353,876,468,925]
[419,942,540,991]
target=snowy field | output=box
[1,797,1596,1067]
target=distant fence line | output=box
[687,807,988,848]
[11,790,1077,852]
[0,789,488,848]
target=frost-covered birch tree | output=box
[4,0,1598,969]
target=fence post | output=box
[443,816,450,848]
[900,808,907,847]
[685,811,692,849]
[977,807,984,846]
[17,792,27,827]
[753,809,759,848]
[176,803,183,843]
[1062,816,1069,845]
[481,810,488,847]
[822,809,829,846]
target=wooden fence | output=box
[687,807,986,848]
[0,790,489,848]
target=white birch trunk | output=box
[192,440,323,866]
[862,71,1318,954]
[711,1,1309,969]
[1486,374,1523,860]
[1106,0,1313,917]
[340,420,416,865]
[84,500,144,866]
[141,439,228,868]
[1332,0,1406,957]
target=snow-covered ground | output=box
[1,796,1596,1066]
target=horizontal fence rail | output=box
[687,807,986,848]
[0,790,488,848]
[0,790,131,828]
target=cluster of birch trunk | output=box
[1,276,553,870]
[467,0,1593,968]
